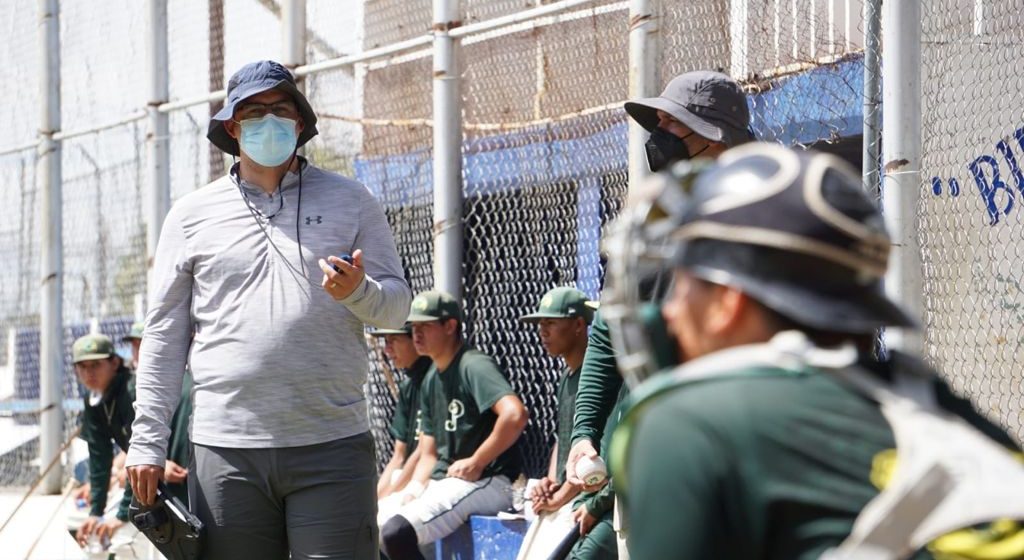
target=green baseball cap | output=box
[370,322,413,336]
[407,290,462,323]
[72,334,116,364]
[521,286,595,324]
[122,321,145,341]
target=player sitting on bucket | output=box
[379,290,529,560]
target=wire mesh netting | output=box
[919,0,1024,439]
[455,1,629,476]
[5,0,1016,505]
[0,0,41,488]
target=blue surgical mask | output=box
[239,114,298,167]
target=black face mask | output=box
[644,127,709,171]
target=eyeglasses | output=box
[235,100,300,121]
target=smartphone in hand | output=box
[330,253,354,273]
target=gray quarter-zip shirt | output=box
[126,161,411,468]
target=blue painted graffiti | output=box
[933,126,1024,225]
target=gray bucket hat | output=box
[207,60,319,156]
[625,70,752,148]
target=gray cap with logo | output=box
[625,70,752,148]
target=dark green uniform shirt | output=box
[570,313,623,451]
[419,347,521,481]
[576,384,627,517]
[390,357,432,454]
[620,355,1018,560]
[81,366,135,521]
[164,370,194,504]
[554,366,581,484]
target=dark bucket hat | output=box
[625,70,752,148]
[206,60,319,156]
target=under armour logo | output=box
[445,399,465,432]
[305,216,322,225]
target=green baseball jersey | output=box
[390,357,432,453]
[618,356,1019,560]
[570,313,624,450]
[555,366,581,484]
[419,347,521,481]
[81,366,135,520]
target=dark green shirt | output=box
[390,357,432,454]
[419,347,521,481]
[570,313,623,451]
[81,366,135,520]
[620,354,1018,560]
[555,366,581,484]
[576,384,627,516]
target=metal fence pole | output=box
[881,0,923,353]
[862,0,882,201]
[432,0,464,299]
[37,0,64,494]
[147,0,170,300]
[628,0,658,190]
[282,0,307,77]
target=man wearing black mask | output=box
[564,70,752,558]
[624,70,751,171]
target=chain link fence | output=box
[919,0,1024,440]
[2,0,1020,506]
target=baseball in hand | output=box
[576,455,608,486]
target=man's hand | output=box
[76,516,102,547]
[127,464,165,506]
[72,483,91,505]
[164,460,189,484]
[566,439,604,491]
[536,481,581,513]
[319,249,366,300]
[573,504,598,537]
[95,518,124,543]
[528,477,557,502]
[447,457,484,482]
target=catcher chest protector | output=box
[616,331,1024,560]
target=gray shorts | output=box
[190,432,378,560]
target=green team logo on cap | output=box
[541,294,554,310]
[413,297,429,311]
[73,334,115,364]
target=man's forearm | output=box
[88,443,112,517]
[410,450,437,486]
[392,447,422,491]
[571,315,623,448]
[471,409,527,467]
[339,276,411,329]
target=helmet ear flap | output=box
[602,160,711,387]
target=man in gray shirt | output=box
[125,60,410,559]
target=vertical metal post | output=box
[881,0,923,353]
[432,0,463,299]
[147,0,170,300]
[862,0,881,201]
[37,0,63,494]
[282,0,307,158]
[208,0,225,177]
[282,0,307,76]
[628,0,659,191]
